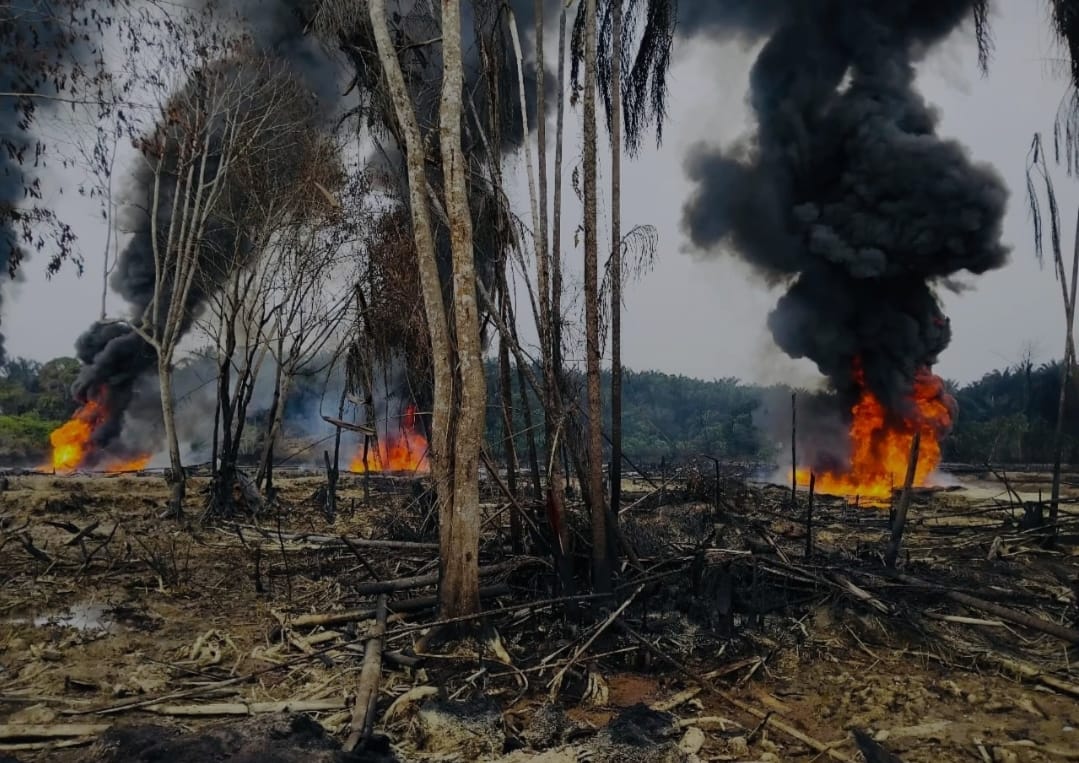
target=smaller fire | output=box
[50,400,108,472]
[794,363,954,501]
[47,395,152,474]
[350,404,430,474]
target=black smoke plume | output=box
[681,0,1009,416]
[71,5,341,458]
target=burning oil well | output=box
[681,0,1009,497]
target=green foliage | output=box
[0,412,60,462]
[484,362,771,465]
[944,360,1079,464]
[0,355,79,420]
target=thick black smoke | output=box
[681,0,1009,416]
[72,3,342,458]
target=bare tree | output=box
[202,241,275,516]
[256,210,357,496]
[127,57,319,517]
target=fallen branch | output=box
[352,559,537,596]
[146,698,346,716]
[228,524,438,552]
[344,594,388,752]
[986,653,1079,699]
[896,573,1079,643]
[0,737,98,752]
[283,584,511,631]
[0,723,110,740]
[548,585,643,700]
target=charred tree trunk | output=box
[498,293,522,552]
[885,431,920,569]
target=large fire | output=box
[350,404,430,474]
[47,397,152,474]
[795,364,954,501]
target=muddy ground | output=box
[0,469,1077,762]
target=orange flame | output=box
[49,400,106,472]
[795,365,953,500]
[47,397,152,474]
[350,404,430,474]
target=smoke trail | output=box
[680,0,1009,413]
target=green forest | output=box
[3,354,1075,468]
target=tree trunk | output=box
[256,358,290,493]
[439,0,484,620]
[583,0,610,594]
[498,291,522,552]
[159,354,185,519]
[507,295,543,500]
[552,0,568,391]
[608,0,624,562]
[550,0,569,509]
[368,0,454,535]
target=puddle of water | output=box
[4,602,117,632]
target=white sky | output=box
[4,1,1077,387]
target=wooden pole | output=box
[362,434,370,504]
[343,594,387,751]
[790,393,797,506]
[805,472,815,559]
[885,431,920,569]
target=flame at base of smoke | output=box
[47,396,153,474]
[794,365,954,502]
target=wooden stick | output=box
[0,723,110,740]
[548,585,643,700]
[615,620,855,763]
[146,698,346,716]
[227,524,438,551]
[885,431,920,568]
[284,584,511,630]
[791,393,797,506]
[344,595,388,752]
[0,737,98,752]
[806,472,815,559]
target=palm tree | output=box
[575,0,677,561]
[1026,133,1078,538]
[582,0,609,594]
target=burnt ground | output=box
[0,468,1077,762]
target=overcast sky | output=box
[3,1,1077,387]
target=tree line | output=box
[4,353,1075,469]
